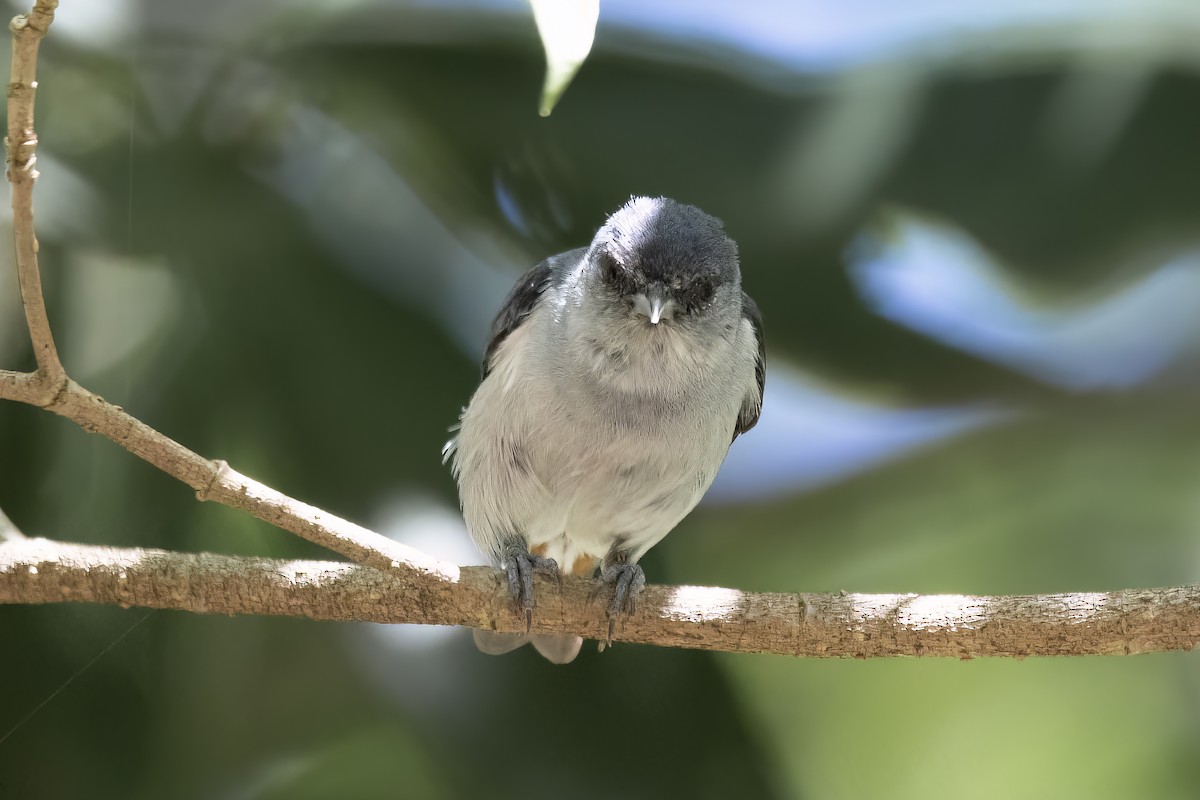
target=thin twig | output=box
[6,1,64,394]
[45,379,456,581]
[2,538,1198,658]
[0,376,450,583]
[0,368,42,404]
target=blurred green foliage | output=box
[2,2,1200,799]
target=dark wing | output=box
[733,291,765,441]
[482,248,586,378]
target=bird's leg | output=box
[500,541,560,631]
[592,548,646,649]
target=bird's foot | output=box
[503,551,561,631]
[592,562,646,649]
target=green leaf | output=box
[529,0,599,117]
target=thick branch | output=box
[6,1,63,387]
[3,538,1198,658]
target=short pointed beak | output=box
[632,290,673,324]
[648,296,666,325]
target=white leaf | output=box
[529,0,599,117]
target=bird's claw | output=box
[504,552,560,631]
[592,562,646,648]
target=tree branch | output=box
[44,379,456,581]
[0,377,454,583]
[2,537,1198,658]
[6,1,64,392]
[0,1,446,586]
[0,367,42,404]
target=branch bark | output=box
[6,1,64,392]
[3,538,1199,658]
[31,378,457,582]
[0,376,453,584]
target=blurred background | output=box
[2,0,1200,797]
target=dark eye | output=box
[684,279,715,313]
[598,252,639,296]
[598,252,621,283]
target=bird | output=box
[444,196,765,663]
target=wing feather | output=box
[733,291,765,440]
[481,248,585,378]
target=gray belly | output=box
[520,382,735,563]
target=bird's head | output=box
[585,197,740,328]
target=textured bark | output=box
[6,1,63,388]
[3,538,1198,658]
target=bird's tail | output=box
[472,552,594,664]
[472,630,583,664]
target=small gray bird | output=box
[444,196,764,663]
